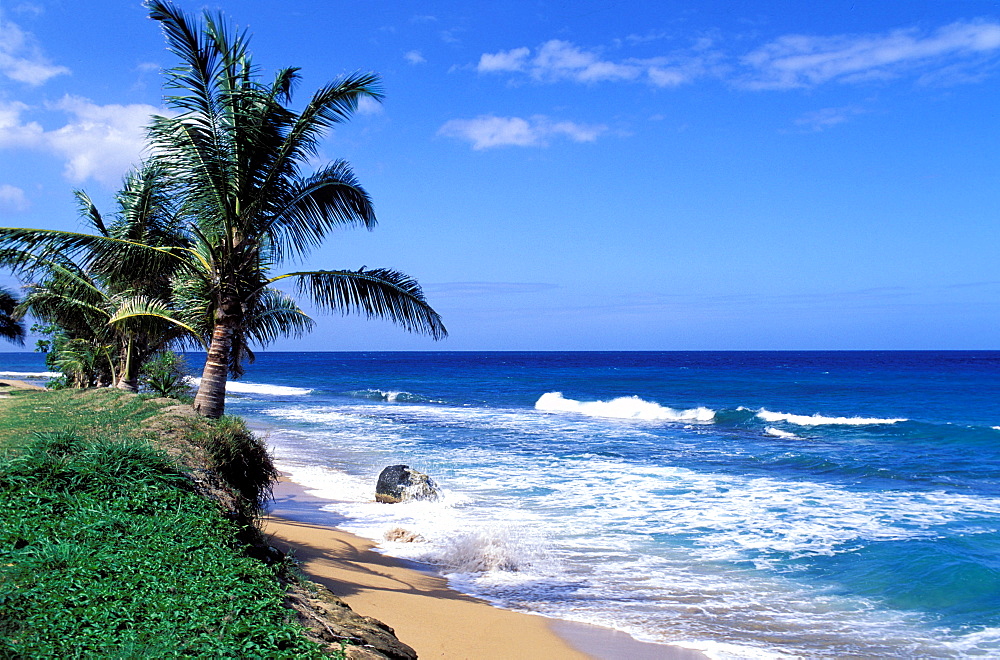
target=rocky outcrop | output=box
[376,465,440,504]
[282,579,418,660]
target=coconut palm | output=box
[0,2,445,415]
[4,164,202,390]
[144,0,446,417]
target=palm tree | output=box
[144,0,446,417]
[0,286,25,345]
[0,2,445,416]
[5,164,202,390]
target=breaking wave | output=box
[187,377,312,396]
[0,371,59,378]
[346,388,427,403]
[764,426,800,439]
[756,408,906,426]
[535,392,715,422]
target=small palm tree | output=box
[6,164,202,390]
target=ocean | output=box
[3,351,999,658]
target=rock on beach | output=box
[375,465,440,504]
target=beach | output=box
[266,478,707,659]
[6,350,1000,657]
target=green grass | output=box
[0,391,342,658]
[0,388,172,450]
[0,431,324,658]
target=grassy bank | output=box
[0,386,330,658]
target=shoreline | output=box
[265,477,708,660]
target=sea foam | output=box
[756,408,906,426]
[0,371,60,378]
[535,392,715,422]
[187,377,312,396]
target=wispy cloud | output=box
[794,105,868,131]
[0,96,165,186]
[12,3,44,18]
[404,50,426,65]
[741,20,1000,89]
[0,184,29,212]
[355,96,383,115]
[0,14,70,85]
[476,20,1000,92]
[478,39,711,87]
[438,114,607,150]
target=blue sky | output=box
[1,0,999,351]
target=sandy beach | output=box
[265,478,708,660]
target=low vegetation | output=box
[0,385,344,658]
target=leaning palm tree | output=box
[144,0,446,417]
[0,2,445,416]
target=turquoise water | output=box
[4,351,999,658]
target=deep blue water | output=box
[4,350,999,658]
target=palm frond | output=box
[264,160,376,262]
[74,190,109,237]
[279,268,447,340]
[242,287,315,346]
[0,227,186,278]
[107,295,208,349]
[0,286,25,345]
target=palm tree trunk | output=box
[193,320,234,418]
[115,338,139,392]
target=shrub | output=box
[140,350,193,400]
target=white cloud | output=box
[438,114,607,150]
[478,46,530,72]
[404,50,426,65]
[477,39,709,87]
[12,4,44,18]
[794,105,867,131]
[0,96,163,187]
[533,40,640,82]
[0,184,30,212]
[476,21,1000,93]
[0,15,69,85]
[0,101,43,147]
[742,20,1000,89]
[356,96,383,116]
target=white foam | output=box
[348,388,416,402]
[757,408,906,426]
[764,426,799,439]
[187,376,312,396]
[536,392,715,422]
[255,399,1000,659]
[0,371,59,378]
[434,525,549,573]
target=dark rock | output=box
[245,543,285,565]
[282,579,418,660]
[375,465,439,504]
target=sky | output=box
[1,0,1000,351]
